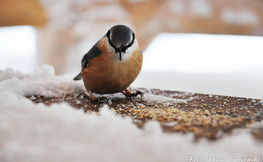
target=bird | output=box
[73,25,143,101]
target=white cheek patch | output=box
[122,39,139,61]
[105,37,139,61]
[105,37,116,53]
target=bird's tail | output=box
[73,73,82,80]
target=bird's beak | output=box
[118,51,124,61]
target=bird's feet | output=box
[122,89,144,100]
[77,92,111,104]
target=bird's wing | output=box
[73,38,104,81]
[81,39,103,69]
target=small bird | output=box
[73,25,143,101]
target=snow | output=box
[0,64,85,97]
[0,68,28,81]
[0,65,263,161]
[144,94,187,103]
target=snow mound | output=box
[0,64,85,97]
[0,68,28,81]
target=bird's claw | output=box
[77,92,112,104]
[122,89,144,100]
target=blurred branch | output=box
[0,0,48,27]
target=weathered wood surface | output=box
[28,88,263,141]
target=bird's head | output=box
[106,25,135,61]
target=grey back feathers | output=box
[73,40,102,81]
[81,41,102,69]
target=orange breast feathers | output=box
[81,37,143,94]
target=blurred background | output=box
[0,0,263,99]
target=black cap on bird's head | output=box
[106,25,135,61]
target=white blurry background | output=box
[0,26,36,72]
[133,33,263,99]
[0,26,263,99]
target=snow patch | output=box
[163,121,178,127]
[0,64,85,97]
[144,94,187,104]
[0,68,28,81]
